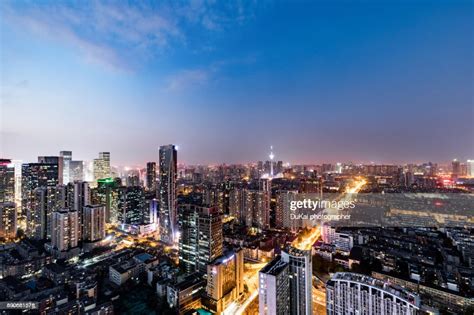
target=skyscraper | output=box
[281,246,313,315]
[51,209,79,252]
[93,152,111,183]
[178,205,223,274]
[73,181,91,239]
[259,255,290,315]
[204,249,244,314]
[326,272,420,314]
[276,190,298,230]
[159,144,177,245]
[82,205,106,243]
[60,151,72,184]
[118,186,147,225]
[452,159,461,178]
[146,162,157,193]
[38,156,64,185]
[0,202,17,239]
[467,160,474,177]
[21,161,61,225]
[69,160,84,182]
[0,159,15,203]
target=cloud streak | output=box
[1,1,257,72]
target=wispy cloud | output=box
[166,69,209,91]
[1,1,258,72]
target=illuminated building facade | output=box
[326,272,420,315]
[204,249,244,314]
[159,144,177,245]
[59,151,72,184]
[281,246,313,315]
[82,205,106,243]
[0,202,17,239]
[0,159,15,203]
[69,160,84,182]
[118,186,147,225]
[93,152,111,184]
[146,162,157,193]
[178,205,223,274]
[259,255,290,315]
[51,209,79,252]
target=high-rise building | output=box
[93,152,111,183]
[276,190,298,230]
[326,272,420,315]
[259,255,290,315]
[60,151,72,184]
[69,160,84,182]
[73,181,91,239]
[118,186,147,225]
[452,159,461,178]
[178,205,223,274]
[21,162,61,225]
[82,205,106,243]
[93,178,118,223]
[146,162,157,193]
[281,246,312,315]
[37,156,63,185]
[0,202,17,239]
[0,159,15,203]
[467,160,474,177]
[51,209,79,252]
[244,189,269,229]
[178,204,199,274]
[204,249,244,314]
[159,144,177,244]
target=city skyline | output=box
[1,0,473,165]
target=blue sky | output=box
[1,0,473,165]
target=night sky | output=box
[1,0,473,165]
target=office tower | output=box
[276,190,298,230]
[118,186,147,225]
[281,246,312,315]
[82,205,106,243]
[326,273,420,315]
[468,160,474,177]
[259,255,290,315]
[147,198,158,225]
[51,209,79,252]
[159,144,177,244]
[0,202,17,239]
[21,162,61,229]
[126,169,140,187]
[452,159,461,178]
[0,159,15,203]
[229,188,244,221]
[276,161,283,174]
[38,156,64,185]
[178,205,223,274]
[205,249,244,314]
[146,162,157,192]
[93,152,111,183]
[60,151,72,184]
[244,189,269,229]
[26,187,47,239]
[69,160,84,182]
[26,186,63,240]
[73,181,91,239]
[178,205,199,274]
[94,178,118,223]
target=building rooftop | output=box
[329,272,419,305]
[260,256,288,276]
